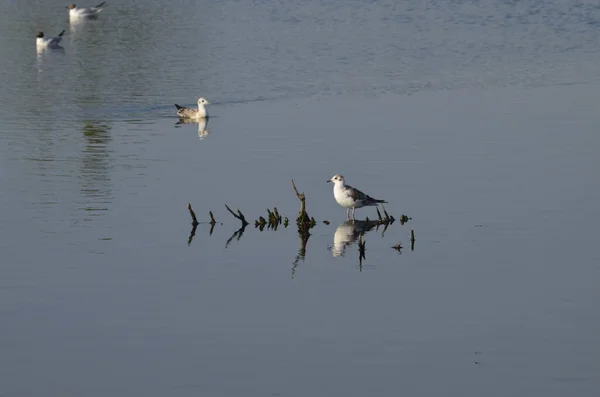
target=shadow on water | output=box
[175,117,209,140]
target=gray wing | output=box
[345,184,386,204]
[81,3,105,15]
[343,184,368,201]
[175,104,198,118]
[49,31,65,45]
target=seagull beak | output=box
[326,180,331,183]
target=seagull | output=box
[36,30,66,49]
[66,2,106,19]
[174,97,210,119]
[327,174,387,220]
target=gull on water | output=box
[67,2,106,19]
[175,97,210,119]
[36,30,66,49]
[327,174,387,220]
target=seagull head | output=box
[327,174,345,185]
[66,4,77,10]
[198,97,210,106]
[36,32,44,38]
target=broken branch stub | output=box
[291,179,311,232]
[187,202,199,226]
[225,204,249,227]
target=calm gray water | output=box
[1,0,599,396]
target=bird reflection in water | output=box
[36,44,65,74]
[331,220,380,257]
[80,120,112,221]
[175,117,209,140]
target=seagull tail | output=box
[375,199,387,204]
[175,104,185,110]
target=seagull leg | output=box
[346,208,350,219]
[352,207,356,220]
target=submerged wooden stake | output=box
[381,204,393,222]
[391,242,403,252]
[187,202,199,226]
[273,207,281,222]
[186,202,199,245]
[225,204,249,227]
[292,179,312,232]
[292,179,309,221]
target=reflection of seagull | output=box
[175,97,210,119]
[327,174,387,220]
[332,220,378,257]
[67,2,106,20]
[36,30,66,50]
[176,117,210,140]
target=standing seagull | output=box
[175,98,210,119]
[36,30,66,49]
[66,2,106,20]
[327,174,387,220]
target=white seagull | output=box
[175,97,210,119]
[66,2,106,19]
[327,174,387,220]
[36,30,66,49]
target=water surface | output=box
[1,0,599,396]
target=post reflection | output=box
[291,228,311,278]
[225,224,247,248]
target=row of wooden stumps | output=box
[185,179,317,248]
[186,178,414,254]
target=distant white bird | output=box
[36,30,66,49]
[327,174,387,220]
[175,98,210,119]
[66,2,106,20]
